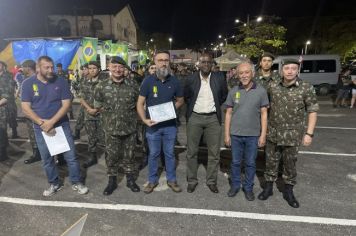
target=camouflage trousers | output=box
[105,132,137,176]
[264,140,299,185]
[75,107,85,131]
[84,119,104,153]
[6,100,17,129]
[25,118,37,149]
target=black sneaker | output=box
[243,190,255,201]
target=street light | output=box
[256,16,263,22]
[305,40,311,55]
[218,34,222,39]
[235,19,240,23]
[168,37,173,50]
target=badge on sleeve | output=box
[33,84,39,96]
[153,86,158,98]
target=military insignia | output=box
[235,91,240,103]
[153,86,158,98]
[33,84,39,96]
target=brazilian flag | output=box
[102,40,112,54]
[111,43,128,63]
[82,37,98,63]
[138,50,148,65]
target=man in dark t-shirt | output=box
[21,56,89,197]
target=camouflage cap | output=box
[109,56,127,66]
[281,58,300,66]
[260,52,275,60]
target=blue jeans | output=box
[34,122,81,185]
[146,126,177,184]
[230,135,259,192]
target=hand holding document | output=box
[42,126,71,156]
[147,101,177,124]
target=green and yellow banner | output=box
[138,50,148,65]
[82,37,98,63]
[102,40,112,54]
[111,43,128,63]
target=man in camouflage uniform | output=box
[0,67,9,161]
[21,60,41,164]
[258,59,318,208]
[227,66,240,90]
[72,64,89,140]
[254,52,280,90]
[0,61,18,138]
[94,56,140,195]
[79,61,105,168]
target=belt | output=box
[193,111,216,116]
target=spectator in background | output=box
[334,67,351,108]
[350,74,356,109]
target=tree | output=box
[227,16,287,60]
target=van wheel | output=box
[318,84,330,96]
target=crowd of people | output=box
[0,50,320,208]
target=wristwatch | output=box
[305,132,314,138]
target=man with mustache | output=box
[137,51,184,194]
[21,56,89,197]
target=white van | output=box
[272,55,341,95]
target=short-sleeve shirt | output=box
[139,74,183,128]
[225,82,269,136]
[21,76,72,129]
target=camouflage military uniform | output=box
[264,78,319,185]
[227,76,240,90]
[1,73,18,133]
[254,70,280,90]
[74,76,85,135]
[94,78,139,176]
[0,77,9,159]
[80,77,105,153]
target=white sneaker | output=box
[43,184,63,197]
[72,183,89,195]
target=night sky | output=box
[0,0,355,49]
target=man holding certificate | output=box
[21,56,88,197]
[137,51,184,194]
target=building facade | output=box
[48,5,138,49]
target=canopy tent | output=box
[215,50,244,71]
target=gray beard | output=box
[156,67,169,78]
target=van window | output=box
[315,60,336,73]
[300,60,313,73]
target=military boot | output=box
[103,176,117,195]
[73,129,80,140]
[283,184,300,208]
[11,128,19,139]
[24,148,41,164]
[83,153,97,168]
[258,181,273,200]
[126,174,140,192]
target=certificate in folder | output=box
[42,126,71,156]
[147,101,177,123]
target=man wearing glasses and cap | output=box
[94,56,141,195]
[258,59,318,208]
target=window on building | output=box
[57,19,71,36]
[91,19,103,31]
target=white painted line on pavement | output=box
[299,151,356,157]
[315,126,356,130]
[0,197,355,226]
[347,174,356,182]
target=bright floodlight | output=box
[219,43,223,47]
[169,37,172,42]
[218,35,222,39]
[257,16,263,22]
[235,19,240,23]
[306,40,311,45]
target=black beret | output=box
[109,56,127,66]
[261,52,275,60]
[281,58,300,66]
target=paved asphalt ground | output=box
[0,96,355,236]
